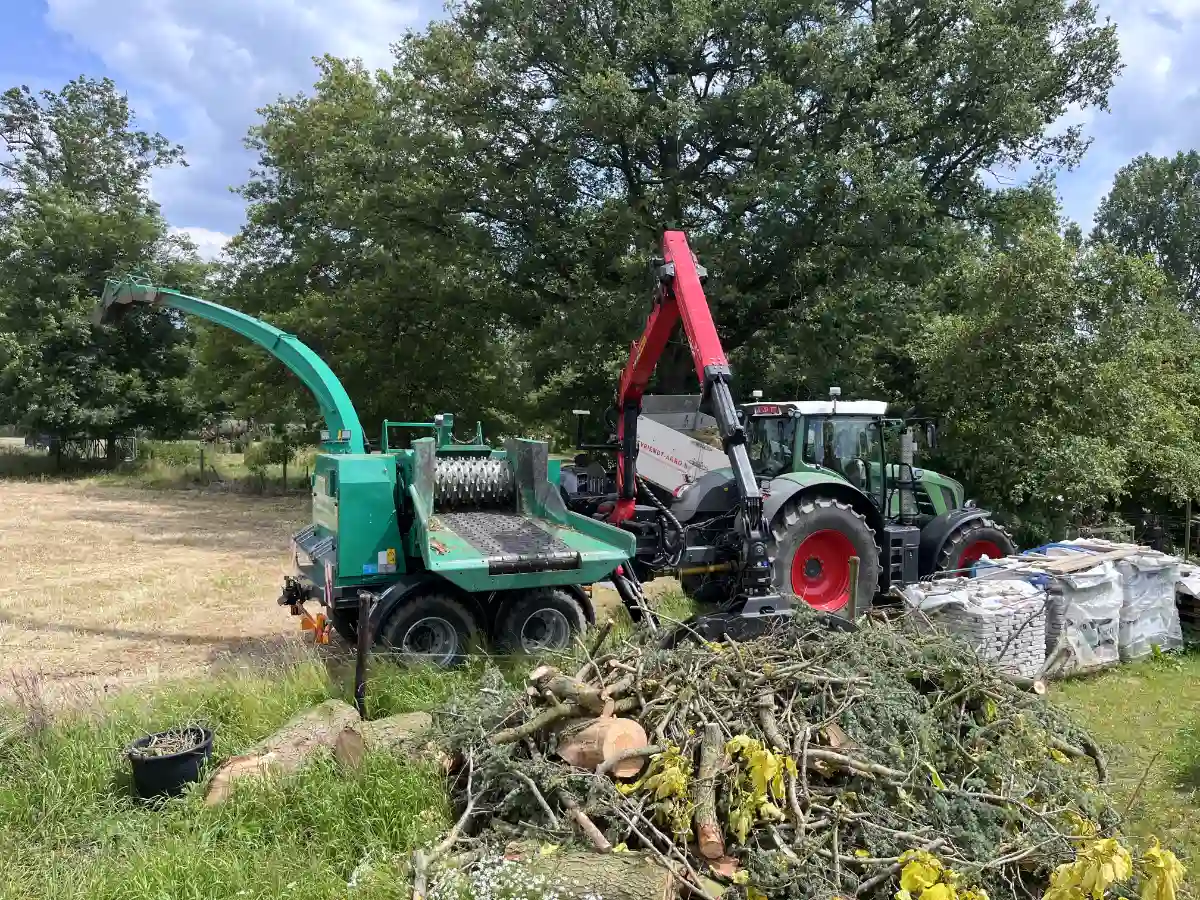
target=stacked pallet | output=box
[902,577,1049,679]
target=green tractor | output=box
[566,387,1015,617]
[684,390,1015,612]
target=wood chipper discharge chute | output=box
[94,275,636,666]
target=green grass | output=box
[0,656,485,900]
[1055,648,1200,879]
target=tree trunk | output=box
[204,700,431,804]
[494,842,686,900]
[105,432,117,468]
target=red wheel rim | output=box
[958,539,1005,569]
[790,529,854,612]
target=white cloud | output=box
[1054,1,1200,226]
[170,226,231,262]
[43,0,425,234]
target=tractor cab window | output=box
[802,416,882,495]
[747,415,797,478]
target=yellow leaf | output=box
[982,698,998,723]
[726,735,757,756]
[923,762,947,790]
[855,849,871,859]
[538,843,559,856]
[748,889,768,900]
[1141,839,1186,900]
[923,883,955,900]
[732,870,749,885]
[611,843,628,853]
[1049,748,1070,764]
[900,853,943,893]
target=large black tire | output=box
[770,497,880,617]
[495,588,587,654]
[330,607,359,645]
[936,518,1016,573]
[379,591,482,667]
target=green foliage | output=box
[211,0,1119,434]
[244,438,295,474]
[143,439,202,469]
[0,77,207,445]
[1093,151,1200,313]
[913,229,1200,539]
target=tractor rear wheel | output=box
[770,497,879,617]
[379,591,482,667]
[937,518,1015,573]
[495,588,587,654]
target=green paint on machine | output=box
[94,277,635,663]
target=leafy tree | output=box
[0,77,205,458]
[913,228,1200,541]
[1092,151,1200,314]
[218,0,1119,433]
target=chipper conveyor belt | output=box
[431,456,579,575]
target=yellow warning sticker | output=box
[386,547,397,565]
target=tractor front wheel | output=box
[379,592,482,667]
[770,497,879,617]
[937,518,1016,573]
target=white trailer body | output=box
[634,414,729,495]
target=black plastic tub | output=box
[127,726,214,800]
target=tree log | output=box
[493,842,691,900]
[694,723,725,860]
[556,717,649,777]
[204,699,431,804]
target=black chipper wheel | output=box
[379,591,482,667]
[330,608,359,645]
[770,497,880,618]
[936,517,1016,573]
[495,588,587,654]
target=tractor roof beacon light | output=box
[829,385,841,413]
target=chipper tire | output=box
[330,608,359,645]
[770,497,879,618]
[496,588,587,655]
[937,518,1016,574]
[379,591,482,668]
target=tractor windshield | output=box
[801,416,883,495]
[747,415,797,477]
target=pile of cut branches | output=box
[425,612,1121,900]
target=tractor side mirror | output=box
[925,422,938,449]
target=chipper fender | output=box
[918,508,1015,576]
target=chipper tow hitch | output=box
[279,575,331,645]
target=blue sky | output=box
[2,1,1197,260]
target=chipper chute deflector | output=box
[94,275,636,664]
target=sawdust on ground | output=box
[1,481,309,703]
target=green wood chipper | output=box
[94,276,638,665]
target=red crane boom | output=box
[610,230,775,601]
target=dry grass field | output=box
[1,480,309,702]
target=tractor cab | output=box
[741,391,965,526]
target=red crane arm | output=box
[610,231,763,541]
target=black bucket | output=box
[127,726,214,800]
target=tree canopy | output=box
[0,77,206,447]
[1093,150,1200,316]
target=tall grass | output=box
[0,657,476,900]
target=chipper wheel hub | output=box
[434,458,515,509]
